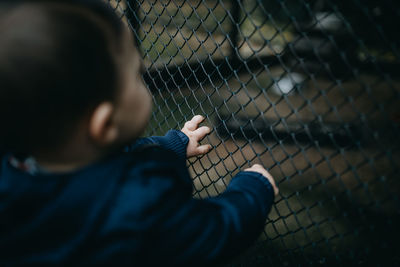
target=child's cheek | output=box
[129,81,152,136]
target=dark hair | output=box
[0,0,125,154]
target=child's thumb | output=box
[195,144,212,155]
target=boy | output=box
[0,0,278,265]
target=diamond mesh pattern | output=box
[109,0,399,265]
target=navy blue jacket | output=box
[0,130,274,266]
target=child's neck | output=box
[33,147,105,173]
[32,134,109,173]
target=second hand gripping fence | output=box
[109,0,399,265]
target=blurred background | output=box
[109,0,399,265]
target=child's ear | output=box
[89,102,119,146]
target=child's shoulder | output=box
[0,144,186,185]
[122,144,192,187]
[127,143,181,163]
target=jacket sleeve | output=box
[105,146,275,266]
[124,130,189,161]
[151,171,274,266]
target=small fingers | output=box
[273,185,279,196]
[195,144,212,155]
[245,164,279,196]
[184,115,205,131]
[251,164,263,169]
[193,126,211,139]
[191,115,205,124]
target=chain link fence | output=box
[109,0,399,265]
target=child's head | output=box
[0,0,152,156]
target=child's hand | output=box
[181,115,212,158]
[245,164,279,196]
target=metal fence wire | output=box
[109,0,400,265]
